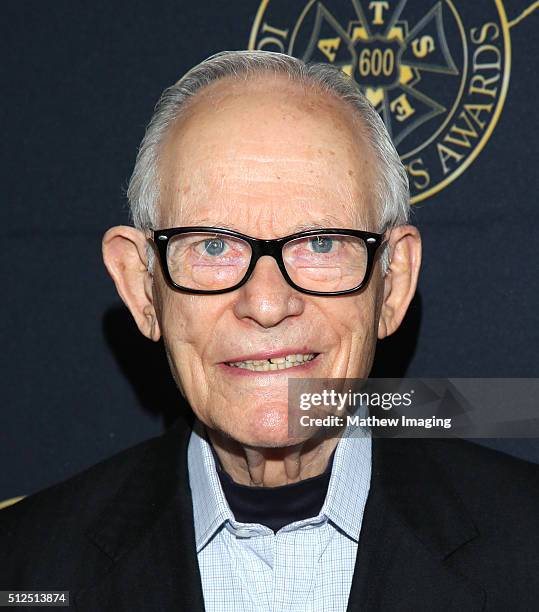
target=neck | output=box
[206,428,341,487]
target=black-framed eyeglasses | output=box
[147,226,386,296]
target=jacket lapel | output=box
[346,437,486,611]
[74,415,205,612]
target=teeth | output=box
[227,353,316,371]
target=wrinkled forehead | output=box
[156,74,379,231]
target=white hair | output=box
[127,49,410,274]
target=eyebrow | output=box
[290,217,347,232]
[184,220,239,231]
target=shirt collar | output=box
[188,417,372,551]
[188,420,234,552]
[320,421,372,542]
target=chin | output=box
[227,405,306,449]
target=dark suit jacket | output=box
[2,414,539,611]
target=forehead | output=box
[157,74,378,232]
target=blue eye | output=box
[310,236,333,253]
[204,238,226,256]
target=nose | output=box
[232,256,305,328]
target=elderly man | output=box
[2,50,539,611]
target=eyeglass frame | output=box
[147,226,388,296]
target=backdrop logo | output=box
[249,1,512,203]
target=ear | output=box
[377,224,422,340]
[102,225,161,342]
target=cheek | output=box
[332,289,379,337]
[160,295,217,367]
[325,288,380,375]
[349,289,381,365]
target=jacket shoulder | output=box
[421,438,539,517]
[0,432,163,559]
[422,437,539,478]
[0,417,192,591]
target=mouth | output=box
[225,352,318,372]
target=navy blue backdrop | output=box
[1,0,538,501]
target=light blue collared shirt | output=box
[187,421,371,612]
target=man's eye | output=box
[202,238,227,256]
[309,236,334,253]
